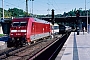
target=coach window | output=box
[54,26,59,29]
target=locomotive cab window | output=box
[12,22,20,26]
[12,22,27,26]
[20,22,27,26]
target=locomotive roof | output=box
[13,17,50,24]
[34,18,50,24]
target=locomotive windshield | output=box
[13,22,20,26]
[20,22,27,26]
[12,22,27,26]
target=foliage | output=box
[0,34,4,37]
[0,8,90,18]
[0,8,30,18]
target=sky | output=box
[0,0,90,15]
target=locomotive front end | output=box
[10,21,27,38]
[8,18,28,47]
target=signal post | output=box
[51,9,55,38]
[76,10,80,35]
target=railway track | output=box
[34,32,70,60]
[0,34,63,60]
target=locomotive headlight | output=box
[24,33,26,35]
[18,33,21,35]
[18,34,20,35]
[16,34,18,35]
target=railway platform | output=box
[55,32,90,60]
[0,36,8,50]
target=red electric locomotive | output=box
[8,17,51,46]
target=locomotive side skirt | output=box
[30,32,50,41]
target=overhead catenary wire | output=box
[29,0,50,15]
[48,0,61,14]
[0,0,25,9]
[53,0,61,13]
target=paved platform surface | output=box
[0,41,7,50]
[55,32,90,60]
[0,36,8,50]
